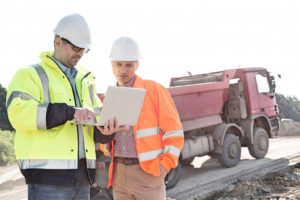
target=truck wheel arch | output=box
[253,115,272,138]
[240,114,272,145]
[212,123,243,154]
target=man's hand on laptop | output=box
[96,117,129,135]
[74,108,96,123]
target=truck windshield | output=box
[256,73,271,93]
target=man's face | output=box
[111,61,139,86]
[54,37,84,68]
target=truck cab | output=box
[223,68,279,139]
[242,69,279,136]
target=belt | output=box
[115,157,139,165]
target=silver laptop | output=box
[72,86,146,126]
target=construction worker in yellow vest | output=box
[6,13,126,200]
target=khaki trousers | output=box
[112,162,166,200]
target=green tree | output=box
[0,84,13,131]
[276,94,300,121]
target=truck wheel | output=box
[248,127,269,159]
[181,157,194,166]
[165,162,181,190]
[217,133,241,168]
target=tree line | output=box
[0,84,12,131]
[276,94,300,121]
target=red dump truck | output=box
[93,67,279,195]
[165,67,279,188]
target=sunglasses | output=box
[60,37,90,53]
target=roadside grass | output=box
[0,129,15,166]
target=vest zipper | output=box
[81,72,94,184]
[49,56,82,161]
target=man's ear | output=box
[135,61,139,70]
[54,37,61,49]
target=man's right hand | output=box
[73,107,96,122]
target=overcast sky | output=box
[1,0,299,98]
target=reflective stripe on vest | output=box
[18,158,96,169]
[136,127,161,139]
[138,145,181,162]
[89,85,94,106]
[33,64,50,103]
[36,103,49,129]
[163,145,181,157]
[33,64,50,130]
[162,130,184,140]
[138,148,163,162]
[6,91,39,109]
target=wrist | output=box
[66,106,75,120]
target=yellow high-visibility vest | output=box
[6,51,102,171]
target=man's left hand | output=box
[159,164,168,178]
[96,117,129,135]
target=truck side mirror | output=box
[270,76,276,93]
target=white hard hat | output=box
[53,13,91,49]
[109,37,141,61]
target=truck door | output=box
[255,72,277,117]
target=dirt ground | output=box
[2,170,300,200]
[1,164,300,200]
[278,121,300,137]
[204,165,300,200]
[1,122,300,200]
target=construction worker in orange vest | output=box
[105,36,184,200]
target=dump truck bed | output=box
[168,69,238,131]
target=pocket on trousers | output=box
[131,165,164,189]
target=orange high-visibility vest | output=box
[107,75,184,187]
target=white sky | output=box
[1,0,300,98]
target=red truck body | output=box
[168,68,278,132]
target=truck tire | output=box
[165,162,181,190]
[248,127,269,159]
[217,133,241,168]
[181,157,194,166]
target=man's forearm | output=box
[94,127,115,143]
[46,103,75,129]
